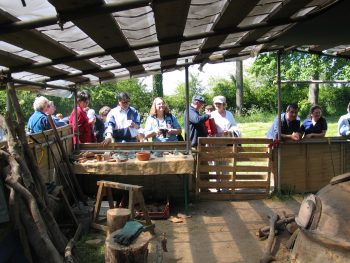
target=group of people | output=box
[185,95,241,147]
[26,90,350,145]
[266,102,350,141]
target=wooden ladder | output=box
[92,180,154,234]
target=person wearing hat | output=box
[102,92,141,144]
[184,95,210,147]
[211,95,241,137]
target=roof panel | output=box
[0,0,348,90]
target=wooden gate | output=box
[196,137,273,200]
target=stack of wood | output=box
[257,212,297,263]
[0,86,81,263]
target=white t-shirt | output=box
[211,110,241,137]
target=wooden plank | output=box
[198,192,268,201]
[237,146,269,152]
[198,180,268,189]
[235,180,269,188]
[198,137,273,145]
[93,183,105,222]
[79,141,187,151]
[97,181,143,190]
[197,180,235,188]
[198,152,271,159]
[198,165,271,173]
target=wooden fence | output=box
[196,137,273,200]
[0,125,74,183]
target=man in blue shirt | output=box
[184,95,210,147]
[338,102,350,136]
[266,103,301,141]
[103,92,141,144]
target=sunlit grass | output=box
[238,120,338,138]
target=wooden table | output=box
[74,154,194,213]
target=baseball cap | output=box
[213,95,226,104]
[192,95,205,103]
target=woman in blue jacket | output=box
[144,97,182,142]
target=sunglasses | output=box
[120,100,130,104]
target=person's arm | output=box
[167,115,182,135]
[338,117,350,136]
[102,112,114,145]
[129,107,141,129]
[281,132,300,141]
[266,116,279,139]
[304,132,326,138]
[188,108,209,124]
[144,116,159,138]
[226,111,240,137]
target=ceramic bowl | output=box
[136,151,151,161]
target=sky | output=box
[140,58,254,95]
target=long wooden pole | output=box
[47,115,86,203]
[277,50,282,193]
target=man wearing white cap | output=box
[211,95,241,137]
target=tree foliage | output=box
[248,51,350,116]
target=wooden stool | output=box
[105,230,151,263]
[92,180,154,234]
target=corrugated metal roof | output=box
[0,0,349,90]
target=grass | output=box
[237,119,338,138]
[75,232,105,263]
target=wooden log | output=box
[107,208,131,235]
[105,230,151,263]
[260,213,278,263]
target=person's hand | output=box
[291,132,300,141]
[167,128,176,135]
[102,137,112,146]
[129,121,138,129]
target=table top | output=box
[73,154,194,175]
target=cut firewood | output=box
[260,213,278,263]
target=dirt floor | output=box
[146,197,303,263]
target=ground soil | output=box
[147,197,302,263]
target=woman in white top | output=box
[211,95,241,137]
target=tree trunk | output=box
[235,60,243,115]
[107,208,131,236]
[105,230,151,263]
[308,73,319,105]
[153,74,163,98]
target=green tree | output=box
[85,79,152,117]
[166,73,204,113]
[248,51,350,115]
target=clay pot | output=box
[136,152,151,161]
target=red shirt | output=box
[69,106,96,144]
